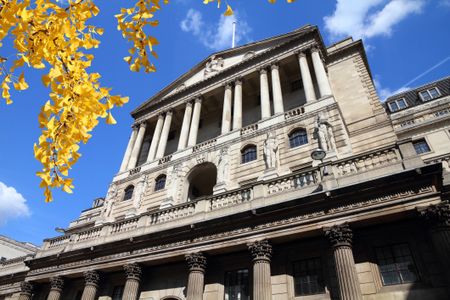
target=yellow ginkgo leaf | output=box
[224,4,233,16]
[13,73,29,90]
[106,112,117,124]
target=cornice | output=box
[0,236,39,253]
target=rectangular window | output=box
[291,79,303,92]
[112,285,124,300]
[293,258,325,296]
[413,139,431,154]
[419,87,441,101]
[388,98,407,112]
[375,243,418,286]
[224,269,250,300]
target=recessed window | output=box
[111,285,124,300]
[168,130,176,141]
[154,174,166,191]
[224,269,250,300]
[291,79,303,92]
[123,185,134,201]
[419,87,440,102]
[293,258,325,296]
[289,129,308,148]
[375,243,418,286]
[413,139,431,154]
[241,145,257,164]
[388,98,407,112]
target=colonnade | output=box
[119,48,332,173]
[17,201,450,300]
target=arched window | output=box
[289,129,308,148]
[241,145,257,164]
[123,185,134,201]
[155,174,166,191]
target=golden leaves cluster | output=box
[1,0,295,202]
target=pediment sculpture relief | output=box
[204,55,224,78]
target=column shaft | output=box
[81,270,100,300]
[19,282,33,300]
[271,64,284,114]
[232,80,243,130]
[122,278,140,300]
[155,111,173,159]
[47,277,64,300]
[178,102,193,150]
[119,127,138,172]
[298,52,317,102]
[186,270,205,300]
[47,290,62,300]
[334,246,362,300]
[19,294,32,300]
[127,123,147,169]
[147,114,164,162]
[260,69,271,119]
[188,99,202,147]
[221,84,233,134]
[311,48,332,97]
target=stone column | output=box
[297,52,317,102]
[271,64,284,114]
[419,201,450,284]
[19,282,33,300]
[259,68,271,119]
[155,110,173,159]
[248,240,272,300]
[127,122,147,169]
[47,276,64,300]
[324,224,362,300]
[311,47,332,98]
[221,84,233,134]
[188,98,202,147]
[232,79,243,130]
[119,126,138,172]
[122,263,142,300]
[81,270,100,300]
[185,252,207,300]
[178,101,193,150]
[147,113,164,162]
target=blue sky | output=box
[0,0,449,246]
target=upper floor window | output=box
[387,98,407,112]
[419,87,440,102]
[291,79,303,92]
[123,185,134,201]
[293,257,325,296]
[224,269,250,300]
[413,139,431,154]
[155,174,166,191]
[289,129,308,148]
[111,285,124,300]
[241,145,257,164]
[375,243,418,286]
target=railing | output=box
[210,188,253,210]
[241,124,258,136]
[158,155,172,165]
[77,227,102,242]
[267,170,317,195]
[129,166,141,176]
[335,148,399,177]
[193,138,217,152]
[47,235,70,248]
[284,107,304,120]
[110,216,139,234]
[149,202,196,224]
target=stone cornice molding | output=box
[49,276,64,291]
[324,223,353,248]
[83,270,100,286]
[124,263,142,281]
[20,281,33,295]
[248,240,272,262]
[0,236,39,253]
[419,201,450,228]
[185,252,207,272]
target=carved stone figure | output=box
[133,175,148,209]
[204,55,224,77]
[103,183,118,218]
[263,132,279,169]
[315,113,336,152]
[169,164,183,203]
[216,147,230,183]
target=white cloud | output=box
[324,0,425,40]
[180,9,252,51]
[374,78,410,101]
[440,0,450,7]
[0,181,31,226]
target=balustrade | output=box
[110,217,139,234]
[335,148,399,177]
[149,202,196,224]
[240,124,258,136]
[267,171,317,195]
[210,188,253,210]
[77,227,102,242]
[192,138,217,152]
[284,107,304,120]
[158,155,172,165]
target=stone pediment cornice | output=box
[132,26,325,121]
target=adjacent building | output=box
[1,25,449,300]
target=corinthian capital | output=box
[324,223,353,247]
[84,270,100,286]
[248,240,272,261]
[419,201,450,228]
[124,263,142,280]
[185,252,207,272]
[49,276,64,291]
[20,281,34,295]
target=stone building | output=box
[1,25,449,300]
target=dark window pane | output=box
[225,269,249,300]
[397,99,407,109]
[376,243,418,286]
[289,129,308,148]
[241,146,257,164]
[293,258,325,296]
[123,185,134,201]
[112,285,124,300]
[429,88,439,98]
[155,175,166,191]
[420,91,431,101]
[389,102,399,112]
[413,140,430,154]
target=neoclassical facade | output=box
[1,25,450,300]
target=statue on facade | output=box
[204,55,224,77]
[216,147,230,184]
[103,183,118,218]
[133,175,148,210]
[263,132,279,169]
[314,113,336,153]
[169,164,183,203]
